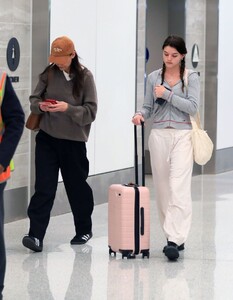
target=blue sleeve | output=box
[0,76,25,168]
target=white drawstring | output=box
[166,130,176,162]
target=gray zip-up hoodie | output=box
[140,69,200,129]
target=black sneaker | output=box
[164,241,179,261]
[70,232,93,245]
[178,243,185,251]
[22,235,43,252]
[163,243,185,253]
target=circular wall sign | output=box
[6,37,20,72]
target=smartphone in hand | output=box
[155,86,171,105]
[44,99,57,105]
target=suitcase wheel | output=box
[142,250,150,259]
[109,246,116,257]
[121,250,136,259]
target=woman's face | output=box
[55,52,75,73]
[163,46,185,69]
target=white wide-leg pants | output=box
[148,128,194,246]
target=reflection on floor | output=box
[3,172,233,299]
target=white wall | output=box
[50,0,137,175]
[217,0,233,149]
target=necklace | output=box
[166,77,173,83]
[165,73,179,85]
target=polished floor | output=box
[3,171,233,299]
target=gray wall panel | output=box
[0,0,31,223]
[29,0,50,197]
[215,148,233,173]
[168,0,185,38]
[204,0,219,174]
[4,187,28,223]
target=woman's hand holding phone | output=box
[44,99,57,105]
[155,86,171,105]
[39,99,68,112]
[39,99,57,111]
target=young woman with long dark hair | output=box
[132,35,200,260]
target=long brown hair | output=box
[161,35,187,91]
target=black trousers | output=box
[0,182,6,298]
[28,130,94,241]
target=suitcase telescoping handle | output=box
[134,121,145,186]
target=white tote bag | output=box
[184,69,214,165]
[190,113,214,165]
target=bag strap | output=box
[190,113,202,130]
[184,69,202,130]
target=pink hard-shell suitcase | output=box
[108,123,150,259]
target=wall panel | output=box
[50,0,137,175]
